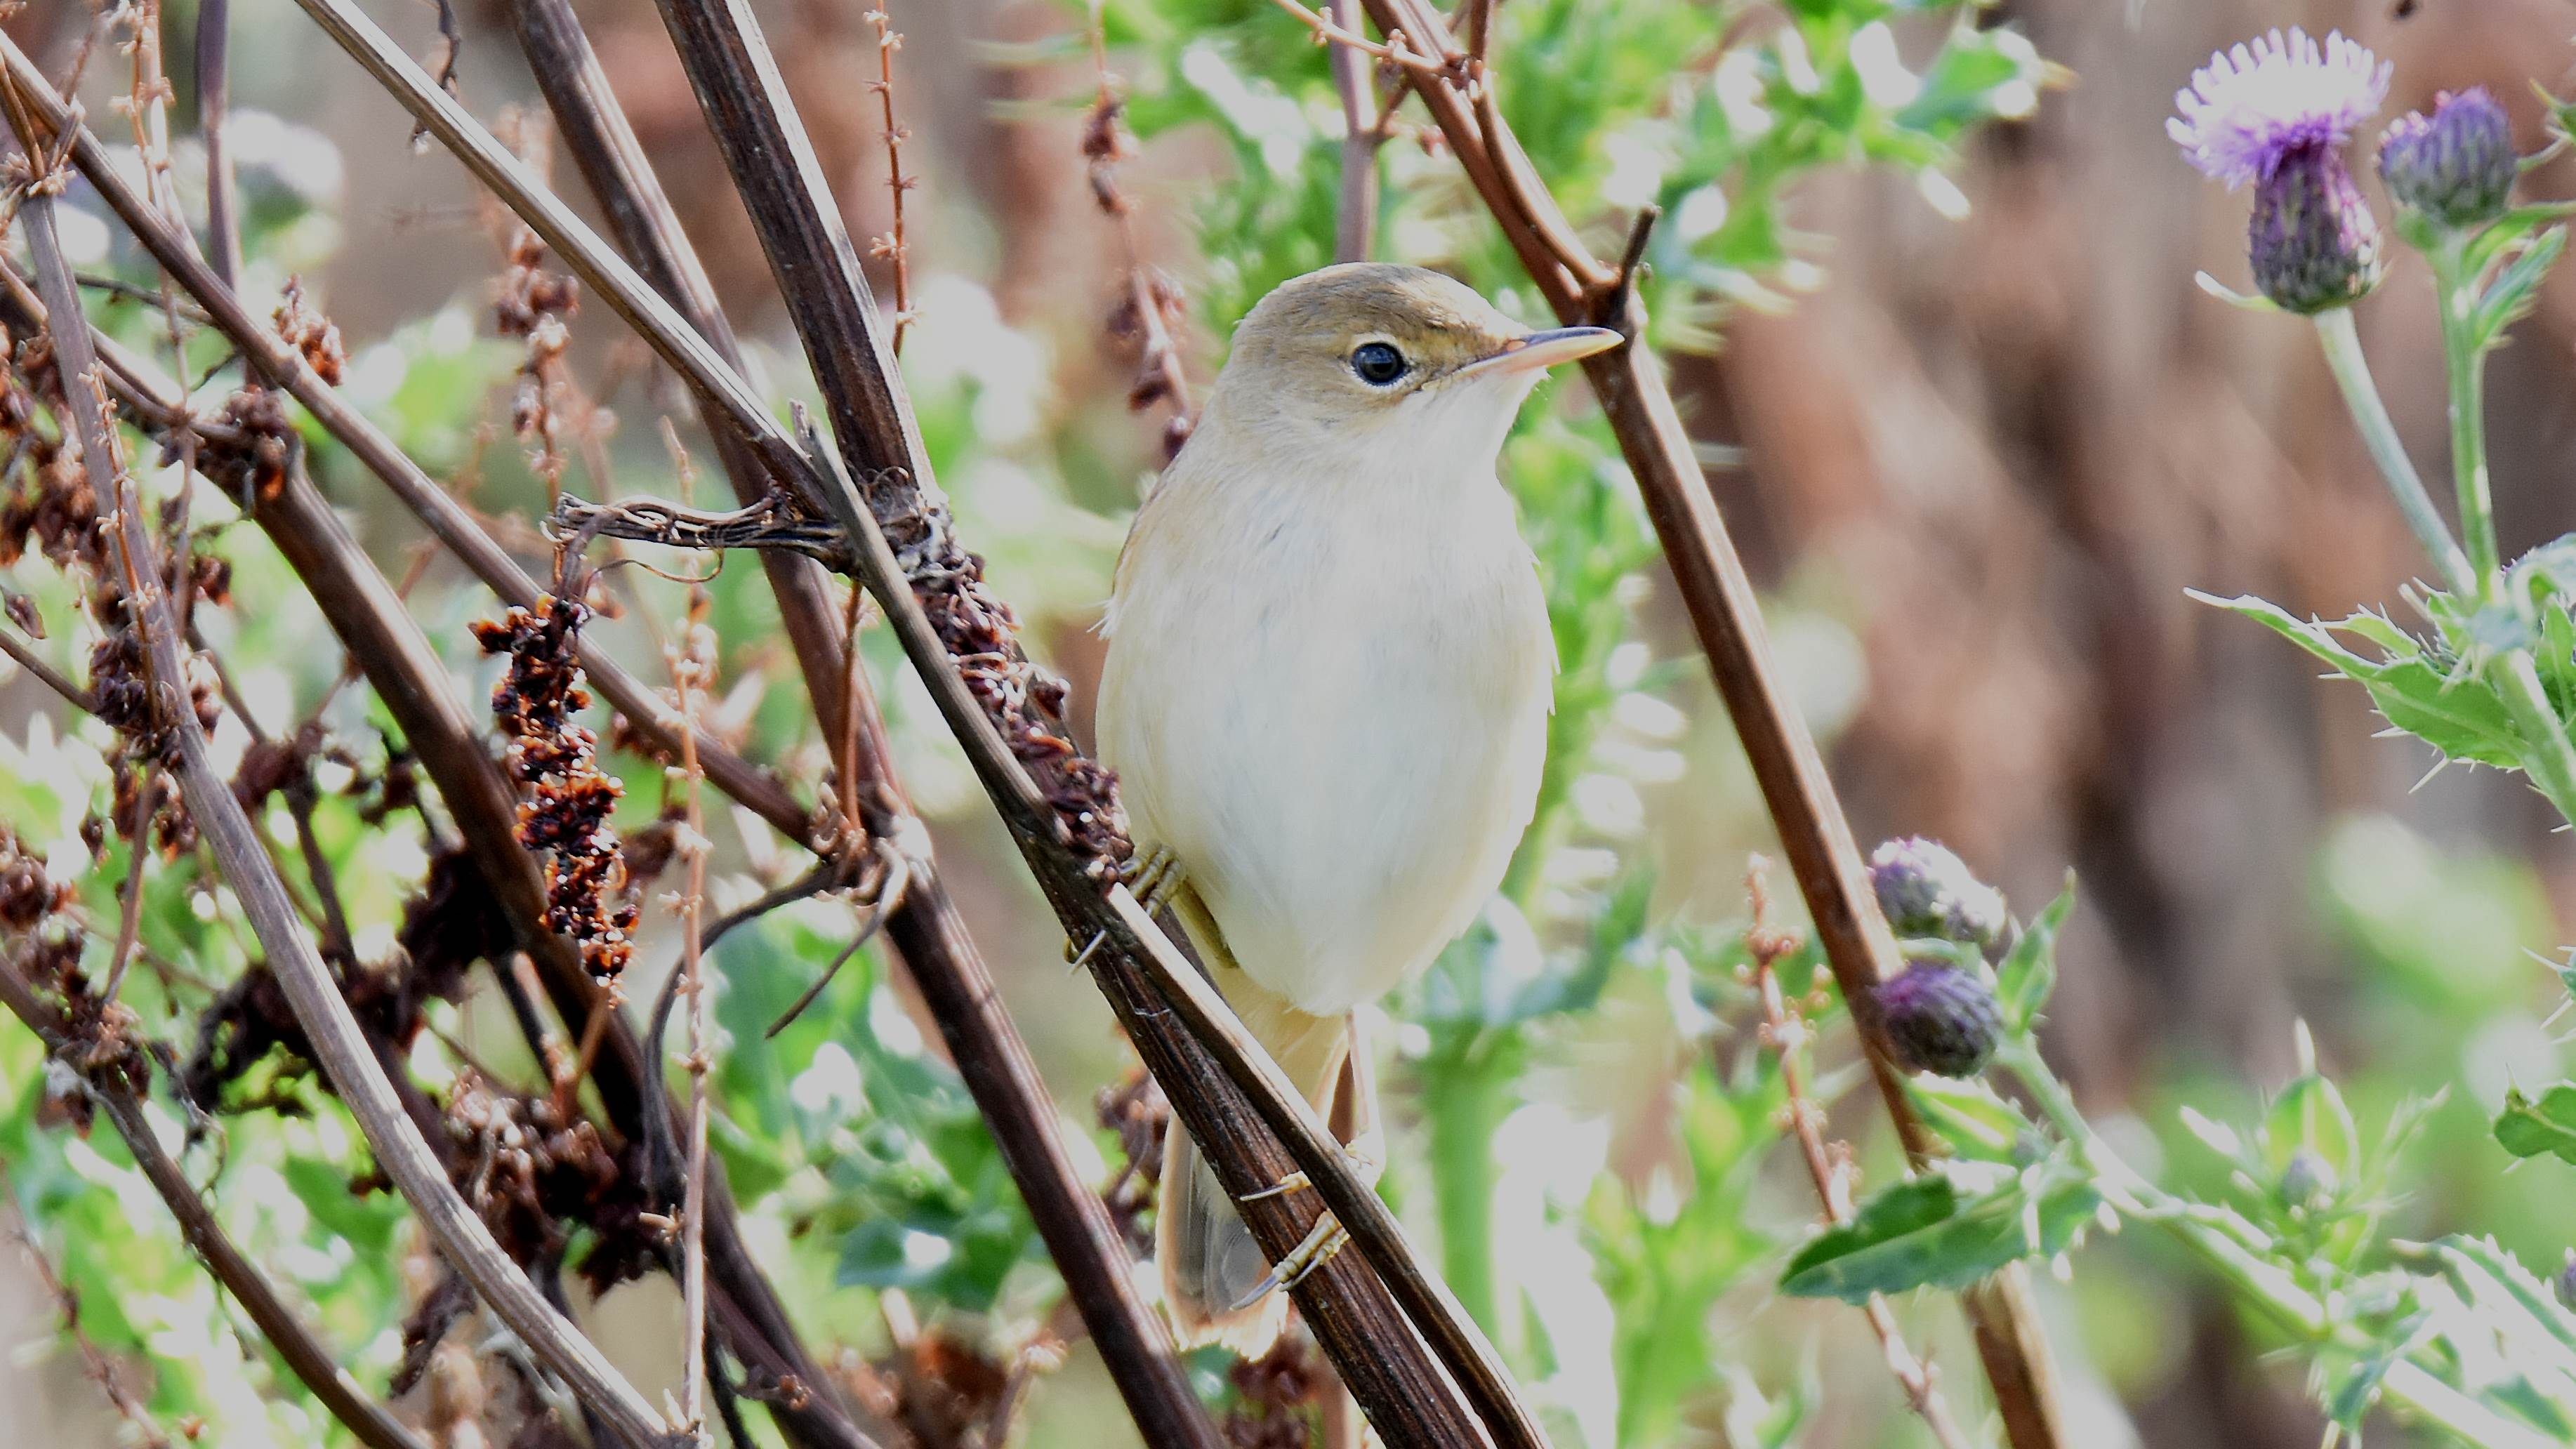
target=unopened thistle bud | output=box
[2379,88,2516,230]
[1876,958,2002,1078]
[1869,836,2009,958]
[2248,143,2384,312]
[2171,28,2391,313]
[2556,1250,2576,1312]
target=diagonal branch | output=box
[496,5,1222,1447]
[1348,2,2070,1445]
[210,0,1538,1441]
[0,960,431,1449]
[0,210,900,1449]
[0,42,814,848]
[6,150,680,1449]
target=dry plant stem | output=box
[0,620,97,712]
[0,962,432,1449]
[504,0,854,762]
[0,175,893,1449]
[1746,862,1971,1449]
[0,44,814,847]
[864,3,912,354]
[1348,3,2068,1445]
[1083,8,1191,437]
[671,614,713,1448]
[11,184,680,1449]
[1326,0,1380,264]
[633,0,1535,1438]
[196,0,243,286]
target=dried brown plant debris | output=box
[1095,1064,1168,1257]
[494,230,579,498]
[273,277,345,384]
[473,593,635,983]
[440,1071,655,1284]
[180,847,502,1113]
[1225,1338,1324,1449]
[192,387,297,503]
[873,489,1130,870]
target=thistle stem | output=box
[2422,239,2576,825]
[2311,307,2476,598]
[1425,1045,1510,1335]
[2433,237,2502,590]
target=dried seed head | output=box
[273,278,345,384]
[475,595,635,981]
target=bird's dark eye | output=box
[1350,341,1408,386]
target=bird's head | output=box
[1203,263,1621,465]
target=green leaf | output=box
[2196,592,2523,767]
[2264,1072,2360,1183]
[1995,881,2073,1033]
[2495,1083,2576,1165]
[2473,225,2567,350]
[2463,201,2576,277]
[1905,1075,2037,1163]
[1778,1161,2101,1304]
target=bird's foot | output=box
[1121,845,1187,919]
[1227,1215,1349,1311]
[1238,1137,1382,1203]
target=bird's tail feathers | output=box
[1157,967,1349,1358]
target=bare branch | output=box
[1349,1,2072,1443]
[5,152,680,1449]
[0,959,432,1449]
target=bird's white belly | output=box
[1099,501,1553,1015]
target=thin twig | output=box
[862,6,913,353]
[1261,0,1446,77]
[1325,0,1381,263]
[668,576,715,1449]
[0,618,96,711]
[5,119,682,1449]
[0,958,432,1449]
[1083,5,1194,458]
[3,1182,175,1449]
[1746,859,1974,1449]
[1352,2,2070,1444]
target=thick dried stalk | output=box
[8,173,678,1449]
[627,0,1538,1441]
[496,4,1222,1445]
[1346,3,2069,1444]
[0,164,895,1449]
[0,42,814,847]
[0,961,432,1449]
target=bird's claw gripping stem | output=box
[1227,1215,1351,1311]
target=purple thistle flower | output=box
[2379,88,2517,229]
[2172,29,2390,313]
[2169,28,2390,188]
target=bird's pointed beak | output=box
[1457,325,1625,380]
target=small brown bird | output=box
[1097,263,1619,1353]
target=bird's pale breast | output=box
[1097,456,1554,1016]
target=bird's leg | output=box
[1226,1216,1351,1312]
[1121,843,1187,919]
[1242,1014,1381,1203]
[1064,846,1187,970]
